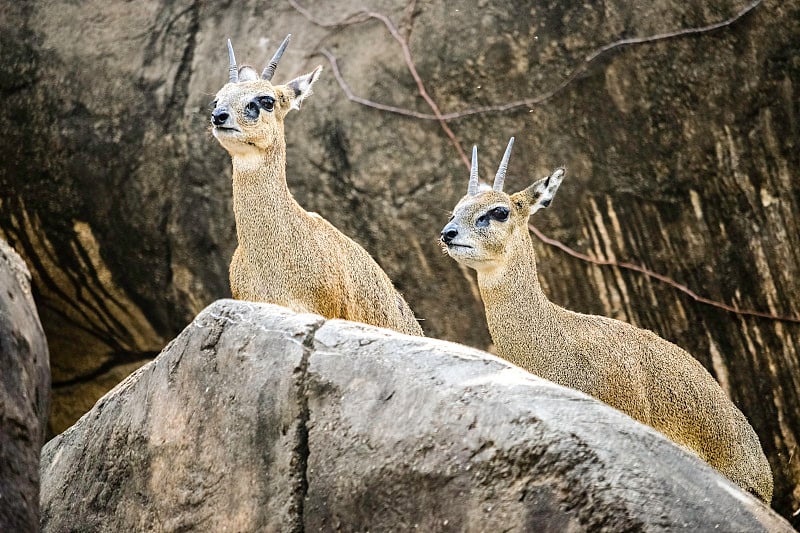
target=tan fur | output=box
[441,154,773,502]
[211,51,422,336]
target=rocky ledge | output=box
[40,299,792,532]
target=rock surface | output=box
[0,239,50,532]
[1,0,799,522]
[40,300,792,532]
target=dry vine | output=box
[293,0,764,122]
[528,225,800,323]
[290,0,800,324]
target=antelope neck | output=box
[230,144,306,248]
[477,238,556,329]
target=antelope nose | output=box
[211,108,230,126]
[441,224,458,244]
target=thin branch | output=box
[320,49,432,118]
[364,10,470,167]
[529,223,800,324]
[290,0,469,166]
[438,0,764,120]
[585,0,762,62]
[288,0,372,28]
[294,0,763,121]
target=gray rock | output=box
[41,302,320,532]
[0,239,50,532]
[40,300,792,532]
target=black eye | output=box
[257,95,275,112]
[476,206,509,228]
[244,101,260,120]
[490,206,510,222]
[210,99,218,110]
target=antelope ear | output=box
[238,66,259,82]
[284,66,322,111]
[512,168,565,216]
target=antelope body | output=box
[211,36,422,336]
[440,138,773,502]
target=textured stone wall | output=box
[1,0,798,522]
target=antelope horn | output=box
[227,39,239,83]
[262,34,291,81]
[493,137,515,192]
[467,146,479,196]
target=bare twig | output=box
[290,0,469,166]
[437,0,765,120]
[294,0,763,121]
[320,49,433,118]
[288,0,371,28]
[364,10,470,167]
[529,224,800,324]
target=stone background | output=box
[1,0,798,523]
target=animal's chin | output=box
[212,126,242,139]
[213,129,262,155]
[447,244,472,252]
[445,244,477,261]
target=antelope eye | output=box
[490,206,510,221]
[257,95,275,111]
[476,206,509,227]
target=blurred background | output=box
[1,0,797,523]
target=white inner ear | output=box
[238,66,259,82]
[289,67,322,110]
[294,77,314,95]
[529,168,565,215]
[529,194,552,215]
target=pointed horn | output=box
[493,137,515,192]
[262,34,291,81]
[227,39,239,83]
[467,146,479,196]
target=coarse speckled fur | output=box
[440,146,772,502]
[210,41,422,336]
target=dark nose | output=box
[441,224,458,244]
[211,108,229,126]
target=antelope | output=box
[210,36,423,336]
[439,137,773,502]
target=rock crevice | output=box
[290,319,324,532]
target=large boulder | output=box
[40,300,792,532]
[0,239,50,532]
[2,0,798,523]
